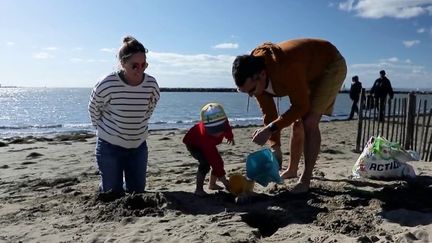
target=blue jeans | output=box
[95,138,148,194]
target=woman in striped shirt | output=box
[89,36,160,197]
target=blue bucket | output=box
[246,148,283,187]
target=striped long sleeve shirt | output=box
[88,72,160,148]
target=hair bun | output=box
[118,36,147,62]
[122,36,136,43]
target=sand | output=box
[0,120,431,242]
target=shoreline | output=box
[2,86,432,94]
[0,117,355,140]
[0,119,356,142]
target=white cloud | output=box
[70,58,84,62]
[417,28,426,33]
[70,58,109,63]
[339,0,355,11]
[347,58,432,89]
[403,40,420,47]
[338,0,432,19]
[147,51,236,87]
[212,43,239,49]
[380,57,398,62]
[100,48,116,53]
[149,51,234,74]
[6,41,15,46]
[33,52,54,59]
[44,47,58,51]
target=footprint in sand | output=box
[26,152,43,159]
[21,161,37,165]
[321,148,344,154]
[175,178,193,184]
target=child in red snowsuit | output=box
[183,103,235,196]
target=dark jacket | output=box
[349,81,362,101]
[370,77,394,99]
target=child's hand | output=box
[226,138,235,145]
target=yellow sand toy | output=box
[228,174,255,196]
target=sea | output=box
[1,87,431,138]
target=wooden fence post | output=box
[356,88,366,152]
[404,93,416,150]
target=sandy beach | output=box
[1,120,431,242]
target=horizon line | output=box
[1,86,432,94]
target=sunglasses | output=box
[131,62,148,71]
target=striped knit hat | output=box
[200,102,227,134]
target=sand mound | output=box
[83,192,167,223]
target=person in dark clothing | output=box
[348,75,362,120]
[370,70,394,121]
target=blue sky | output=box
[1,0,431,89]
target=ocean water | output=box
[0,87,430,138]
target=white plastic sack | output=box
[352,136,418,179]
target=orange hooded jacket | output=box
[251,38,342,146]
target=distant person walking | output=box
[89,36,160,197]
[370,70,394,122]
[348,75,362,120]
